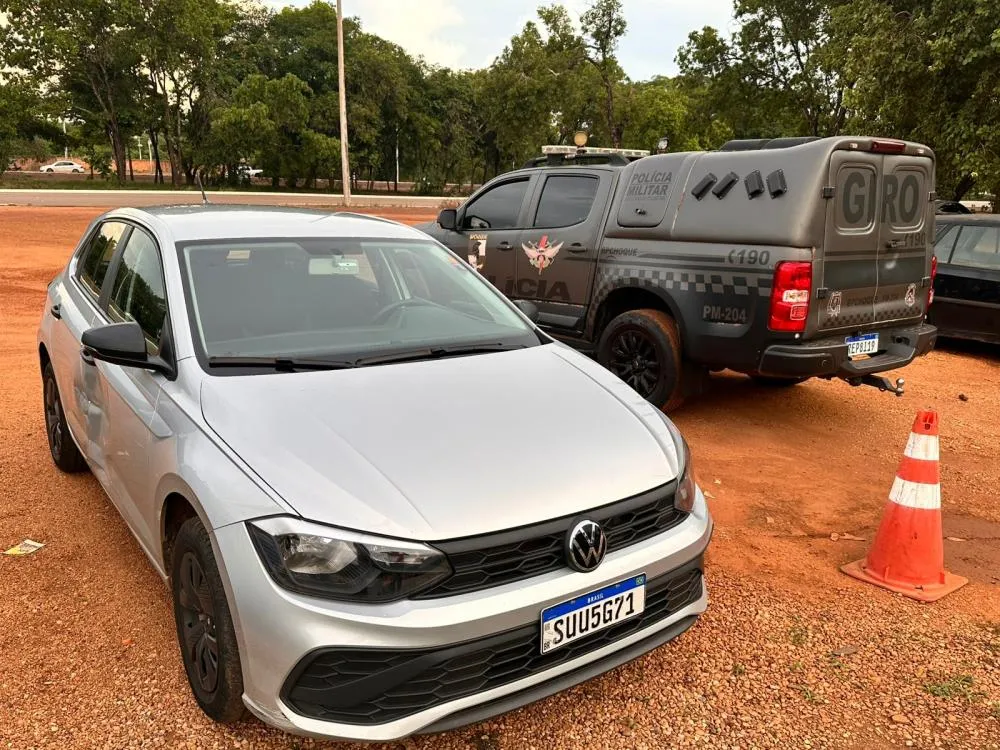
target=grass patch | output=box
[923,675,986,702]
[991,703,1000,720]
[789,621,809,646]
[731,663,746,677]
[796,685,821,703]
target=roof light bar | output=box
[541,145,651,158]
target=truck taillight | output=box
[769,261,812,332]
[928,254,937,306]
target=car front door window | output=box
[106,227,168,355]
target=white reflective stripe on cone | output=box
[903,432,940,461]
[889,476,941,510]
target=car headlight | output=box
[659,414,697,513]
[247,517,451,602]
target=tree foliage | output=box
[0,0,996,203]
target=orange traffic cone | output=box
[841,409,968,603]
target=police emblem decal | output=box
[468,233,487,271]
[521,235,563,274]
[904,283,917,307]
[827,291,842,317]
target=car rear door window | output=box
[933,224,959,261]
[78,221,128,299]
[533,175,599,228]
[107,227,168,354]
[462,179,529,230]
[949,225,1000,270]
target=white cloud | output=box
[357,0,468,69]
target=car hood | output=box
[200,345,680,541]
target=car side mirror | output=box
[81,322,173,376]
[513,299,540,323]
[437,208,457,231]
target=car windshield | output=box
[179,236,541,365]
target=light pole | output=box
[337,0,351,205]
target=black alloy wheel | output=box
[608,327,660,398]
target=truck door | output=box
[874,154,932,327]
[445,175,536,297]
[515,171,609,331]
[818,151,881,334]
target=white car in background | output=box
[41,160,86,173]
[237,164,263,178]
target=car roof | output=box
[109,204,429,243]
[937,214,1000,225]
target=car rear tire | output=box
[42,362,88,473]
[750,375,810,387]
[171,516,246,724]
[598,309,686,411]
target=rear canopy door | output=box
[873,155,932,326]
[818,151,881,333]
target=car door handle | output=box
[497,242,513,251]
[80,348,95,366]
[50,303,62,319]
[568,243,587,253]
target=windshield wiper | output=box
[354,343,525,367]
[207,356,357,371]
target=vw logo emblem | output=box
[565,519,607,572]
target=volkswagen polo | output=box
[37,205,712,741]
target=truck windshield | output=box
[179,237,540,365]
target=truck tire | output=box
[597,309,686,411]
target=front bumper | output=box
[212,490,712,742]
[757,321,937,378]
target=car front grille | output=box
[414,482,685,599]
[282,557,703,725]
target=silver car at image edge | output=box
[36,205,712,741]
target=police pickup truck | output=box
[417,136,939,410]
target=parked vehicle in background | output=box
[930,214,1000,344]
[417,136,939,410]
[36,205,711,741]
[935,200,972,215]
[236,164,263,178]
[40,160,86,173]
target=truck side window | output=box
[949,225,1000,270]
[462,179,529,230]
[534,175,599,228]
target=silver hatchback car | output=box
[37,206,712,741]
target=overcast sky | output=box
[267,0,735,79]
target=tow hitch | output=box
[848,374,905,397]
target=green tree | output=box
[581,0,629,146]
[0,0,144,182]
[833,0,1000,202]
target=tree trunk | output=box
[952,174,976,202]
[107,121,127,185]
[127,144,134,181]
[149,128,163,184]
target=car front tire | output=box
[42,362,89,473]
[171,516,246,724]
[598,309,686,411]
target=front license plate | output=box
[540,574,646,654]
[846,332,879,358]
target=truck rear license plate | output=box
[846,333,879,358]
[540,575,646,654]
